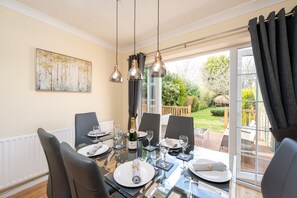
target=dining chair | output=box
[75,112,99,148]
[261,138,297,198]
[37,128,71,198]
[138,113,161,146]
[165,115,195,146]
[60,142,123,198]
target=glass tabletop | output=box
[85,134,230,198]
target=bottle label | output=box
[128,141,137,150]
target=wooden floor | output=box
[8,180,262,198]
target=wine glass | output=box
[159,139,169,168]
[93,125,100,142]
[179,135,189,158]
[113,124,123,149]
[146,130,153,149]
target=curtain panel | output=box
[128,53,146,129]
[248,6,297,142]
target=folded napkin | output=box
[165,138,178,148]
[192,160,226,171]
[88,142,103,155]
[132,159,142,184]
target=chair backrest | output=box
[165,115,195,146]
[138,113,161,145]
[261,138,297,198]
[75,112,99,147]
[37,128,71,198]
[60,142,110,198]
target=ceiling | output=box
[7,0,283,50]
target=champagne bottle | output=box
[128,117,137,150]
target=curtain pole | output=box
[145,10,295,57]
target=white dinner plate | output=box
[137,131,147,138]
[113,161,155,187]
[87,131,109,137]
[77,144,109,157]
[160,138,182,149]
[188,159,232,183]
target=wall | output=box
[0,7,124,138]
[121,0,297,129]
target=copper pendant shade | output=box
[127,0,142,80]
[149,0,166,77]
[109,0,123,83]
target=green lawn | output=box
[192,107,225,133]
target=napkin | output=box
[165,138,178,148]
[88,142,103,155]
[132,159,142,184]
[192,160,226,171]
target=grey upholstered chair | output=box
[37,128,71,198]
[165,115,195,146]
[75,112,99,148]
[60,142,121,198]
[261,138,297,198]
[138,113,161,146]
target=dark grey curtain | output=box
[248,6,297,143]
[128,53,146,129]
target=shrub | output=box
[210,109,224,117]
[242,89,255,109]
[185,95,199,112]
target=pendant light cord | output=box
[157,0,160,52]
[116,0,118,65]
[133,0,136,56]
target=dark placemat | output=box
[112,144,126,150]
[173,176,224,198]
[143,146,157,152]
[184,169,230,192]
[105,173,142,197]
[156,160,174,171]
[176,153,193,162]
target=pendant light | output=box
[149,0,166,77]
[127,0,142,80]
[109,0,123,83]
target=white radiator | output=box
[0,120,113,191]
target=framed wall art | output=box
[35,48,92,92]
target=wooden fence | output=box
[162,105,191,116]
[224,107,256,129]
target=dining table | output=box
[80,131,234,198]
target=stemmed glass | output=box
[93,125,101,142]
[179,135,189,158]
[113,124,124,149]
[146,130,153,149]
[159,139,169,168]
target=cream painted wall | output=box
[121,0,297,129]
[0,7,125,138]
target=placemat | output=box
[176,153,193,161]
[173,176,224,198]
[184,169,230,192]
[104,168,160,198]
[156,160,174,171]
[105,173,142,197]
[143,145,157,152]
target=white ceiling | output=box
[4,0,283,51]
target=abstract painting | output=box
[36,48,92,92]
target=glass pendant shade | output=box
[150,51,166,77]
[109,64,123,83]
[128,59,142,80]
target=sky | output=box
[165,51,229,87]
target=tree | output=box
[202,55,230,96]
